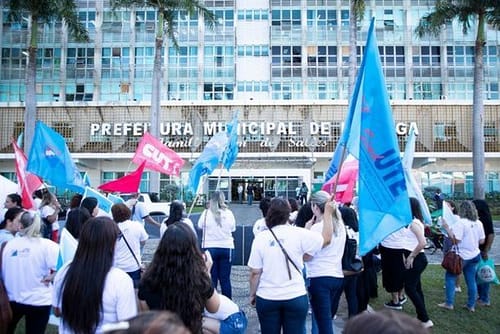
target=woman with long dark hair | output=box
[160,200,196,238]
[138,222,220,334]
[0,207,23,245]
[52,217,137,333]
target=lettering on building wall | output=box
[90,121,418,148]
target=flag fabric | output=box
[56,228,78,270]
[82,172,91,188]
[402,127,432,225]
[188,132,228,193]
[107,193,125,204]
[98,161,146,194]
[355,18,412,255]
[26,121,85,193]
[321,158,358,203]
[82,187,114,213]
[12,140,43,210]
[222,111,239,171]
[132,132,185,177]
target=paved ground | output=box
[142,203,500,333]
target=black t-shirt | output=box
[138,281,214,310]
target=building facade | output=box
[0,0,499,200]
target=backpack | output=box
[342,226,364,275]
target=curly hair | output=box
[111,203,132,223]
[458,200,478,222]
[141,223,213,334]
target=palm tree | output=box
[6,0,89,154]
[348,0,365,98]
[111,0,214,193]
[415,0,500,199]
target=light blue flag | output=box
[27,121,85,193]
[188,132,228,193]
[356,18,412,255]
[82,172,91,188]
[83,187,113,213]
[107,193,125,204]
[222,111,239,171]
[402,127,432,225]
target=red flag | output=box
[132,132,185,176]
[98,161,146,193]
[322,159,358,204]
[12,140,43,210]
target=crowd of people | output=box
[0,187,496,333]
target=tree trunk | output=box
[24,19,38,154]
[149,32,163,194]
[472,14,486,199]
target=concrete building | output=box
[0,0,499,201]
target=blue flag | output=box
[403,127,432,225]
[83,187,113,213]
[27,121,85,192]
[188,132,228,193]
[222,111,239,171]
[356,18,412,255]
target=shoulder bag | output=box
[268,228,302,280]
[0,242,13,331]
[342,226,364,275]
[441,244,462,275]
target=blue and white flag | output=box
[107,193,125,205]
[355,18,412,255]
[403,127,432,225]
[82,187,113,213]
[26,121,85,193]
[188,132,228,193]
[222,111,239,171]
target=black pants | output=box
[7,302,51,334]
[403,252,430,322]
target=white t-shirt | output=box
[53,264,137,334]
[252,217,268,236]
[452,218,485,260]
[381,226,408,249]
[2,236,59,305]
[159,218,197,239]
[198,209,236,249]
[41,205,59,231]
[400,220,426,253]
[114,220,149,272]
[204,294,239,320]
[248,224,323,301]
[306,221,346,279]
[130,201,150,224]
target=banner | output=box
[132,132,184,176]
[355,18,412,255]
[12,140,43,210]
[222,111,239,171]
[26,121,84,192]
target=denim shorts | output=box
[220,310,247,334]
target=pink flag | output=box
[132,132,185,176]
[12,140,43,210]
[322,159,358,204]
[98,161,146,193]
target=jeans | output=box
[8,302,51,334]
[206,247,233,298]
[477,282,491,304]
[247,194,253,205]
[445,254,480,308]
[219,310,248,334]
[308,276,344,334]
[403,252,429,322]
[256,294,309,334]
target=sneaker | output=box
[476,300,491,307]
[463,305,475,313]
[384,301,403,310]
[399,296,408,305]
[455,286,462,293]
[421,320,434,328]
[437,302,454,310]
